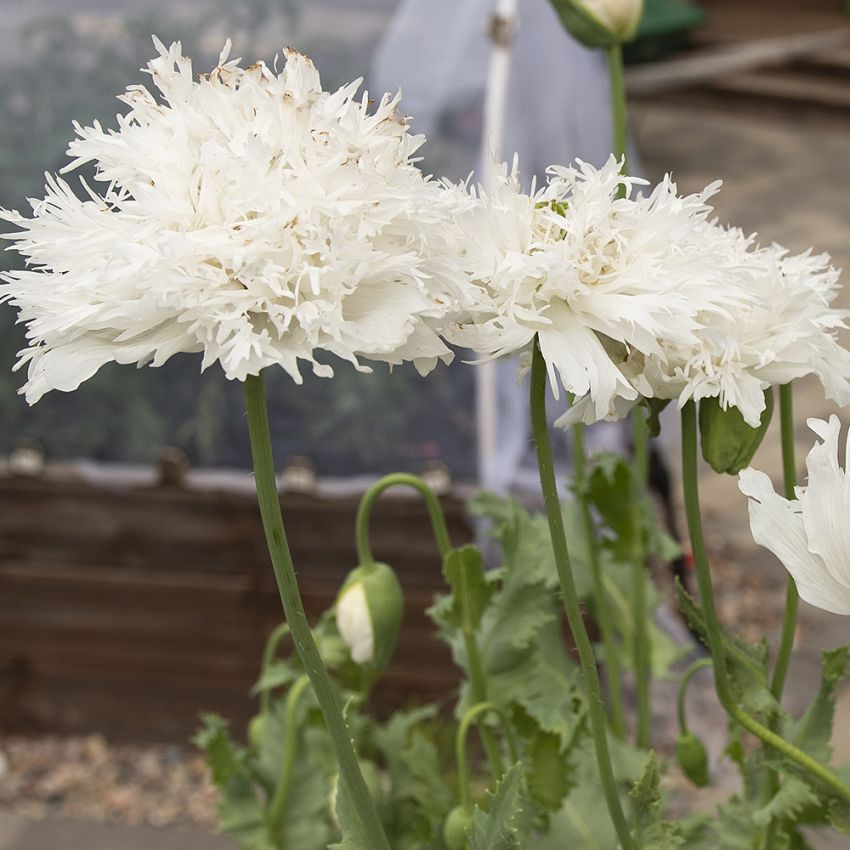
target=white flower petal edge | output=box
[738,416,850,615]
[1,39,468,403]
[336,582,374,664]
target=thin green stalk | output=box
[268,674,311,841]
[762,383,800,849]
[455,702,520,809]
[606,39,650,748]
[355,472,452,565]
[462,628,505,778]
[606,44,628,169]
[771,382,799,699]
[631,406,651,749]
[530,340,636,850]
[680,401,850,805]
[572,417,625,738]
[260,623,291,715]
[244,373,391,850]
[676,659,713,735]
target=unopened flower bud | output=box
[443,805,474,850]
[676,731,710,787]
[548,0,643,47]
[335,563,403,669]
[699,389,773,475]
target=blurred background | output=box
[1,0,850,847]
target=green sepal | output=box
[337,561,404,670]
[675,732,710,787]
[698,388,773,475]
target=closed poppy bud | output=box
[699,389,773,475]
[548,0,643,47]
[247,713,267,751]
[443,805,474,850]
[676,731,710,787]
[335,563,403,669]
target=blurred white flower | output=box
[446,156,745,422]
[739,416,850,615]
[1,39,465,403]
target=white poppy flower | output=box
[739,415,850,615]
[446,157,747,422]
[580,0,643,39]
[562,221,850,429]
[1,39,466,403]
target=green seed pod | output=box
[699,389,773,475]
[676,731,710,787]
[335,562,403,669]
[547,0,643,47]
[247,713,267,751]
[443,805,474,850]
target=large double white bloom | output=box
[446,157,745,422]
[739,416,850,615]
[624,228,850,427]
[1,40,466,403]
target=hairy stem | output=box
[244,373,391,850]
[530,340,636,850]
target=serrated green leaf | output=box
[194,713,247,787]
[675,581,777,717]
[630,753,684,850]
[442,545,495,633]
[525,726,574,812]
[787,647,849,763]
[251,660,298,695]
[753,776,821,828]
[711,798,762,850]
[469,764,525,850]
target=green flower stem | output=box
[676,659,713,735]
[455,702,520,809]
[771,382,799,699]
[260,623,292,715]
[606,43,628,169]
[530,339,636,850]
[631,406,652,749]
[244,373,391,850]
[355,472,452,565]
[681,401,850,805]
[572,416,625,738]
[268,674,311,842]
[606,38,650,748]
[762,383,800,850]
[462,629,505,779]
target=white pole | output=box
[477,0,519,487]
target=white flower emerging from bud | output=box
[739,416,850,614]
[335,562,404,668]
[581,0,643,39]
[336,581,374,664]
[548,0,643,46]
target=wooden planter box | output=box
[0,466,473,742]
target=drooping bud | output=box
[548,0,643,47]
[246,713,267,751]
[335,562,403,669]
[699,389,773,475]
[443,805,474,850]
[676,731,710,787]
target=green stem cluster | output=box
[680,401,850,806]
[530,340,636,850]
[244,373,391,850]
